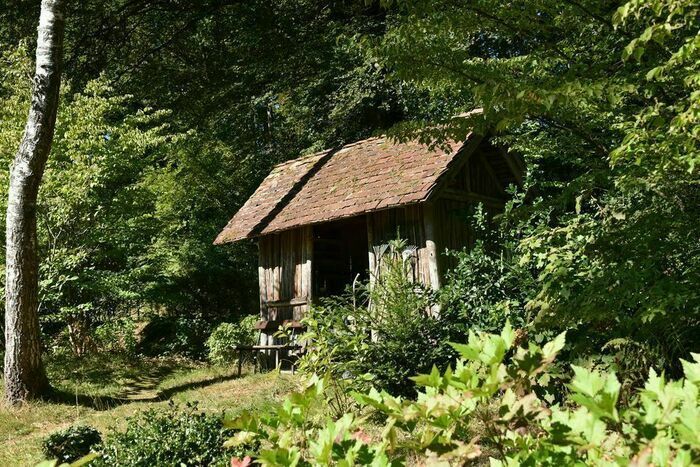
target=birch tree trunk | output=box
[4,0,66,405]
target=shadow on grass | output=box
[45,370,244,410]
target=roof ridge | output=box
[272,149,329,169]
[272,136,387,169]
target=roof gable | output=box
[215,136,467,244]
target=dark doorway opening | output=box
[313,216,369,298]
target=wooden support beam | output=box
[440,189,505,209]
[499,147,525,185]
[262,297,308,307]
[478,153,507,195]
[303,226,313,304]
[429,134,483,199]
[235,344,302,350]
[257,243,268,347]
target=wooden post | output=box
[423,203,441,316]
[237,349,243,377]
[302,226,313,307]
[257,244,267,347]
[366,214,380,342]
[367,214,376,283]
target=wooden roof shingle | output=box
[214,136,466,244]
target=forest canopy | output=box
[0,0,699,464]
[0,0,698,413]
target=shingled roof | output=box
[214,136,468,244]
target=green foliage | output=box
[1,2,413,359]
[0,44,215,356]
[93,317,136,355]
[227,326,700,466]
[440,203,534,333]
[611,0,700,173]
[224,375,395,466]
[207,315,259,365]
[378,0,700,379]
[97,402,233,467]
[138,316,212,360]
[0,38,265,359]
[299,239,459,399]
[2,10,699,467]
[42,425,101,464]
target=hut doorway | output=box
[313,216,369,298]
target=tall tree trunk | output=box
[4,0,66,405]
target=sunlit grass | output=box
[0,353,298,466]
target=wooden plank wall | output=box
[366,205,432,286]
[434,198,472,274]
[258,226,313,331]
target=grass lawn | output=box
[0,353,299,466]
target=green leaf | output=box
[542,331,566,360]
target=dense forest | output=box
[0,0,698,465]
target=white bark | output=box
[4,0,66,405]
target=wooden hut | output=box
[215,134,524,347]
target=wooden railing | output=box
[235,344,302,375]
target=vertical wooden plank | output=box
[417,205,428,284]
[285,231,291,303]
[264,237,273,346]
[282,231,289,321]
[293,228,302,321]
[258,241,266,317]
[286,231,294,319]
[257,241,267,346]
[464,156,472,192]
[277,233,282,302]
[366,213,378,342]
[301,225,313,319]
[281,232,286,305]
[274,234,281,302]
[291,227,302,321]
[298,229,303,303]
[422,202,441,292]
[367,214,376,288]
[409,205,421,283]
[305,226,313,301]
[294,229,301,299]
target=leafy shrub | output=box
[207,315,259,365]
[227,325,700,466]
[94,317,136,355]
[97,402,233,466]
[42,425,101,464]
[299,239,461,400]
[138,315,211,359]
[440,206,533,333]
[440,240,533,332]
